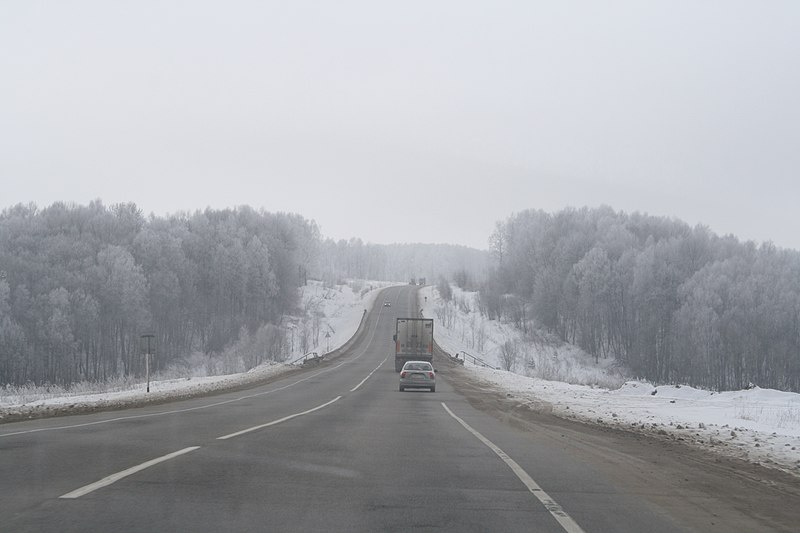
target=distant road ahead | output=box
[2,285,799,532]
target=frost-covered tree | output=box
[316,240,488,285]
[0,202,320,386]
[482,206,800,392]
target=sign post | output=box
[141,334,155,393]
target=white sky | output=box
[2,1,799,250]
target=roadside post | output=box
[141,334,155,393]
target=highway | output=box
[2,285,799,532]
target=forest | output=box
[0,202,320,387]
[480,206,800,392]
[317,239,488,286]
[3,202,798,393]
[0,201,486,387]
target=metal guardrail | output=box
[454,350,496,369]
[432,341,497,369]
[288,351,322,366]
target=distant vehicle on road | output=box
[399,361,436,392]
[393,317,434,371]
[383,301,391,307]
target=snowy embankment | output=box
[5,281,800,476]
[0,280,392,422]
[420,285,800,476]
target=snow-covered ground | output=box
[420,284,800,476]
[289,279,391,360]
[422,285,627,388]
[0,363,292,421]
[4,281,800,477]
[0,279,392,421]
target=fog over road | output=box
[2,286,798,532]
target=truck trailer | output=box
[393,318,434,372]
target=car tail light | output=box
[428,372,435,379]
[400,371,407,378]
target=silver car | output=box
[399,361,436,392]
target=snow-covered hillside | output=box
[421,284,800,476]
[421,284,627,388]
[3,281,800,477]
[289,279,392,360]
[0,280,391,421]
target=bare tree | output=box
[499,340,520,372]
[475,319,487,353]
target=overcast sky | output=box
[2,1,799,250]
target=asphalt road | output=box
[2,285,799,532]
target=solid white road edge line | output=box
[441,403,585,533]
[2,294,388,439]
[350,356,389,392]
[59,446,201,499]
[343,300,384,363]
[0,364,349,439]
[217,396,342,440]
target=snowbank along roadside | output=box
[0,280,393,422]
[420,284,800,477]
[5,280,800,479]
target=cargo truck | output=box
[393,318,434,372]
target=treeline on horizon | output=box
[317,239,489,286]
[2,202,798,393]
[0,201,487,387]
[479,206,800,392]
